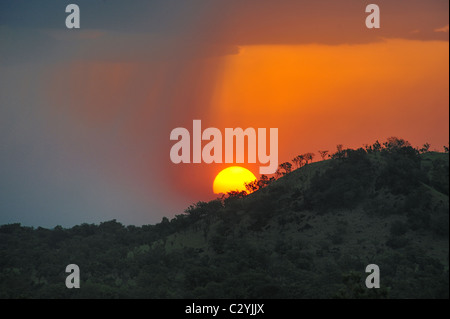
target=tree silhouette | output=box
[292,155,305,168]
[304,152,315,164]
[372,140,382,152]
[275,168,283,178]
[245,175,274,192]
[245,180,259,193]
[279,162,293,175]
[318,150,329,160]
[258,175,274,188]
[383,137,411,151]
[332,144,345,159]
[419,143,431,153]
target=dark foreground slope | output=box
[0,146,448,298]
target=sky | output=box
[0,0,448,227]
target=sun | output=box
[213,166,257,194]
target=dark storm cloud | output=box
[1,0,448,44]
[1,0,447,65]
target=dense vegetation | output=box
[1,138,448,298]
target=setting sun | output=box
[213,166,257,194]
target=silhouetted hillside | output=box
[1,139,448,298]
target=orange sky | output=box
[166,38,447,198]
[44,38,449,210]
[6,1,445,225]
[209,39,449,150]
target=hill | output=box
[0,139,448,298]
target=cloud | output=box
[1,1,449,49]
[435,25,449,32]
